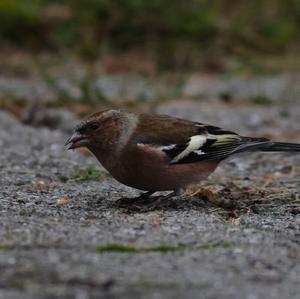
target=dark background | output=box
[1,0,300,71]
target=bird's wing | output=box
[131,113,269,164]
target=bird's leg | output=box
[133,189,185,211]
[139,191,156,199]
[116,191,156,205]
[162,189,185,200]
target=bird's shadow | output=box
[112,195,213,213]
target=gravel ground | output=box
[0,102,300,299]
[2,71,300,103]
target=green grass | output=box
[0,242,13,251]
[61,167,104,182]
[249,95,273,105]
[96,242,237,253]
[1,1,300,71]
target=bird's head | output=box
[65,110,124,150]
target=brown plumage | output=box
[65,109,300,206]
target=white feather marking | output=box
[117,113,139,151]
[194,149,205,155]
[171,135,207,163]
[161,144,176,150]
[137,143,176,153]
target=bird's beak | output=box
[65,132,89,150]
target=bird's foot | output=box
[116,191,155,206]
[122,189,184,212]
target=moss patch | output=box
[96,242,236,253]
[96,244,184,253]
[61,167,104,182]
[129,281,178,289]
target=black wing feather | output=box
[162,125,269,164]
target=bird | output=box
[65,109,300,208]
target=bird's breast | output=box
[104,145,219,191]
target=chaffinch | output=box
[66,109,300,206]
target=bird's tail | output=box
[233,138,300,155]
[261,141,300,152]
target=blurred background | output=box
[0,0,299,132]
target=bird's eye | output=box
[89,123,100,130]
